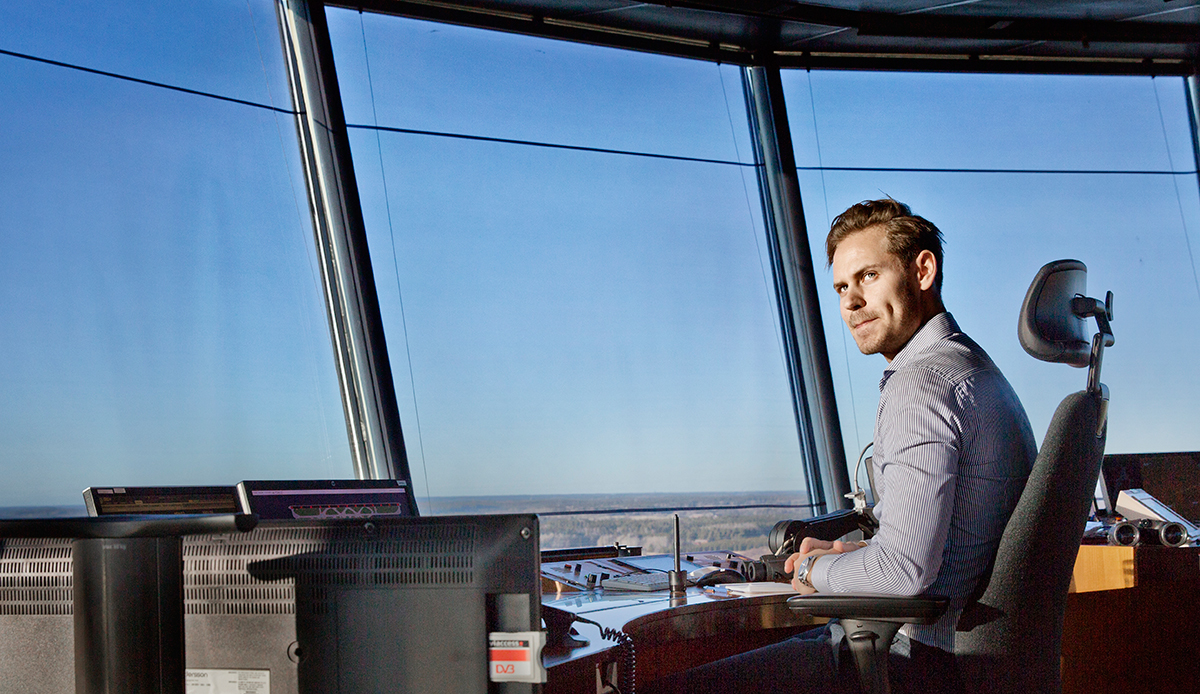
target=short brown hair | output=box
[826,199,945,293]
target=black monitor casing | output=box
[0,514,542,694]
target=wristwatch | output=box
[795,555,817,589]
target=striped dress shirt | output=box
[809,312,1037,651]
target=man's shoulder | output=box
[891,326,997,387]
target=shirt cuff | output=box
[809,553,836,593]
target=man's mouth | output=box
[852,317,876,330]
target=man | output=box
[650,199,1036,694]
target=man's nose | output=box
[842,287,864,312]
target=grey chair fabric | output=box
[955,390,1107,694]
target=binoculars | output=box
[1108,518,1189,547]
[740,511,877,582]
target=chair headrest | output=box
[1018,260,1091,367]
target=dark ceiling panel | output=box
[335,0,1200,74]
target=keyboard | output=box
[601,572,679,591]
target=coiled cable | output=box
[574,616,636,694]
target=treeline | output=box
[424,491,813,555]
[539,509,799,556]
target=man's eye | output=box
[863,271,877,280]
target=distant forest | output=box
[425,491,814,556]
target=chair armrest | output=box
[787,593,950,625]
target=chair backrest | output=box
[955,260,1113,694]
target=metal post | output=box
[743,65,852,514]
[275,0,415,505]
[1186,74,1200,193]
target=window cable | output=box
[718,63,791,430]
[357,12,434,508]
[0,46,296,116]
[1152,75,1200,305]
[245,0,340,476]
[806,70,864,458]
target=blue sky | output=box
[782,70,1200,467]
[1,1,1198,508]
[0,0,349,507]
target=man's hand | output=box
[784,538,866,594]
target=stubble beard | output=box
[847,282,921,357]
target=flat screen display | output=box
[83,486,241,516]
[236,479,416,520]
[1101,452,1200,523]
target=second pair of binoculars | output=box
[1108,518,1190,547]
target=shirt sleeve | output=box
[810,366,961,595]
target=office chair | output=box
[788,259,1114,694]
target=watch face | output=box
[797,556,815,586]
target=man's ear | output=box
[914,250,937,291]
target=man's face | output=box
[831,225,927,361]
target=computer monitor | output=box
[1,514,542,693]
[83,485,241,516]
[1100,451,1200,523]
[236,479,417,520]
[185,513,543,693]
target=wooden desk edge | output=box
[1069,545,1136,593]
[623,591,814,642]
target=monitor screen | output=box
[83,486,241,516]
[1101,451,1200,523]
[236,479,417,520]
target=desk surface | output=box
[545,545,1200,693]
[543,586,815,692]
[1069,543,1200,592]
[1062,545,1200,694]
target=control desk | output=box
[541,545,1200,694]
[540,549,814,693]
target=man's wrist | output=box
[796,555,819,589]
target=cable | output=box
[0,46,296,116]
[720,64,790,405]
[1151,75,1200,305]
[347,122,754,168]
[805,70,866,459]
[357,11,435,509]
[572,615,637,694]
[244,0,339,477]
[795,164,1195,175]
[845,441,874,513]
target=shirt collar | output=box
[880,312,960,385]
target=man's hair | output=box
[826,199,945,293]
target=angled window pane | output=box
[0,0,353,511]
[782,70,1200,483]
[327,9,756,162]
[329,9,807,552]
[786,71,1193,173]
[0,0,293,107]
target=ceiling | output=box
[336,0,1200,74]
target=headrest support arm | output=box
[1072,292,1114,398]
